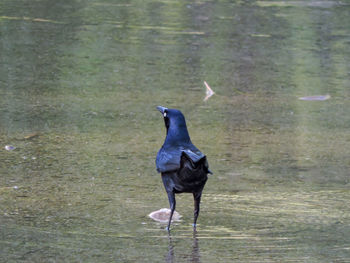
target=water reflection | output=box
[166,231,201,263]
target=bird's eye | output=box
[163,112,167,117]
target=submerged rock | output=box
[24,132,40,140]
[148,208,181,223]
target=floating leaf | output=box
[204,81,215,101]
[298,95,330,101]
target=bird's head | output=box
[157,106,191,145]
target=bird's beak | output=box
[156,106,167,114]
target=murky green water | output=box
[1,0,350,262]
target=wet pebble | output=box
[5,145,15,151]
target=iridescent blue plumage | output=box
[156,107,207,173]
[155,106,211,231]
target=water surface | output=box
[1,0,350,262]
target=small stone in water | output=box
[148,208,181,223]
[5,145,15,151]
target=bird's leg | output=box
[166,191,176,231]
[193,192,202,229]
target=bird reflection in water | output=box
[165,230,201,263]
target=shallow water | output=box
[1,0,350,262]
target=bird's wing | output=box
[156,147,182,173]
[181,149,212,174]
[182,148,205,163]
[156,144,207,173]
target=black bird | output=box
[156,106,212,230]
